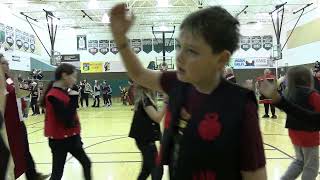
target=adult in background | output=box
[224,67,237,83]
[92,80,101,108]
[106,84,112,107]
[102,81,109,107]
[313,61,320,92]
[256,69,277,119]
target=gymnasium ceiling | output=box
[0,0,318,32]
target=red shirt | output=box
[160,72,266,171]
[289,92,320,147]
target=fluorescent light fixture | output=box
[101,13,110,23]
[157,0,169,7]
[88,0,98,9]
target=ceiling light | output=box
[101,13,110,23]
[254,21,263,30]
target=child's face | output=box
[176,30,228,85]
[316,71,320,78]
[63,71,77,88]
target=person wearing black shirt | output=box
[30,81,40,115]
[129,85,166,180]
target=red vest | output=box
[45,88,80,139]
[4,80,27,178]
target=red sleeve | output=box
[160,71,179,94]
[308,92,320,112]
[240,100,266,171]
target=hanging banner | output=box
[22,32,30,52]
[77,35,87,50]
[0,23,4,49]
[131,39,142,54]
[81,61,103,73]
[175,38,180,50]
[15,29,23,50]
[153,38,162,53]
[251,36,262,51]
[240,36,251,51]
[29,34,35,53]
[99,40,109,55]
[5,26,14,52]
[231,57,274,69]
[88,40,98,55]
[165,38,174,53]
[142,39,152,54]
[110,40,119,54]
[263,35,273,50]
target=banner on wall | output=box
[22,32,30,52]
[77,35,87,50]
[142,39,152,54]
[81,61,103,73]
[81,61,126,73]
[153,38,162,53]
[131,39,142,54]
[5,26,14,52]
[15,29,23,50]
[61,54,80,68]
[99,40,109,55]
[0,23,4,49]
[251,36,262,51]
[262,35,273,50]
[88,40,98,55]
[165,38,174,53]
[110,40,119,54]
[29,34,35,53]
[175,38,180,50]
[231,57,274,69]
[240,36,251,51]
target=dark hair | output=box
[180,6,240,54]
[40,63,76,107]
[286,66,313,97]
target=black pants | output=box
[103,94,108,105]
[135,140,162,180]
[21,122,38,180]
[80,93,89,107]
[0,134,10,180]
[49,135,91,180]
[30,97,40,114]
[264,103,276,116]
[107,95,112,106]
[92,95,100,107]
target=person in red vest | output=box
[256,69,277,119]
[41,63,91,180]
[0,53,49,180]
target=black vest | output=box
[162,79,257,180]
[128,98,161,143]
[285,87,320,131]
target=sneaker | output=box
[271,115,277,119]
[262,114,269,118]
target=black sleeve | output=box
[275,97,320,121]
[48,96,77,128]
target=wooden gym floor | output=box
[16,99,319,180]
